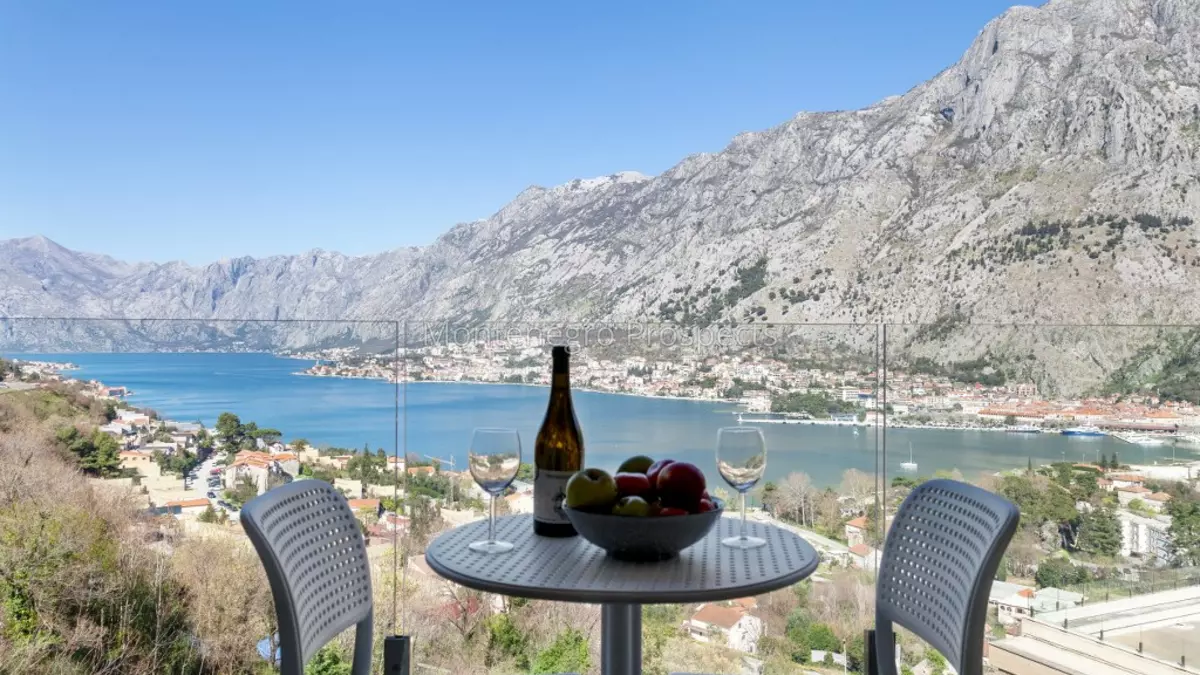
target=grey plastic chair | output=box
[873,478,1019,675]
[241,480,374,675]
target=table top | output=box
[424,515,819,604]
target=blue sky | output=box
[0,1,1042,264]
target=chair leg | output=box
[864,628,878,675]
[352,614,374,675]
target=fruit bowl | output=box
[564,499,724,562]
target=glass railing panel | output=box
[883,323,1200,674]
[398,321,881,675]
[0,317,401,674]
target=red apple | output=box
[659,507,689,517]
[698,498,717,513]
[614,472,653,498]
[646,459,675,488]
[656,461,706,510]
[701,490,710,500]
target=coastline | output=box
[295,371,737,404]
[294,370,1047,433]
[25,354,1196,489]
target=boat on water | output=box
[900,443,918,472]
[1121,433,1167,446]
[1062,425,1106,437]
[1006,424,1042,433]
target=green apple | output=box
[611,495,650,517]
[565,468,619,510]
[616,455,655,474]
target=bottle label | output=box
[534,469,575,524]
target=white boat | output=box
[1006,424,1042,433]
[1062,425,1105,437]
[1125,434,1166,446]
[900,443,918,472]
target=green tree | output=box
[1076,507,1121,557]
[305,645,352,675]
[770,391,859,417]
[197,504,219,523]
[1072,471,1100,502]
[1035,557,1082,589]
[1167,496,1200,566]
[532,628,589,674]
[250,427,283,444]
[223,476,260,508]
[785,607,813,661]
[65,428,123,476]
[805,623,840,652]
[1003,414,1018,426]
[195,428,213,451]
[486,613,530,670]
[215,412,244,452]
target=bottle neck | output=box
[551,372,570,390]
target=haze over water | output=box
[18,352,1192,489]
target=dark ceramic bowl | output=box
[564,499,724,561]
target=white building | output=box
[1118,510,1174,562]
[684,600,763,654]
[988,581,1083,623]
[988,580,1038,625]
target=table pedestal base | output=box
[601,603,642,675]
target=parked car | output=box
[206,491,217,499]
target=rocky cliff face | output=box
[3,0,1200,390]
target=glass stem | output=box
[740,491,748,539]
[488,494,497,543]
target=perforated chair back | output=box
[241,480,374,675]
[874,479,1019,675]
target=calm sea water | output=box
[15,352,1192,489]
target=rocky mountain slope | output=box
[4,0,1200,391]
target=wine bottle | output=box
[534,345,584,536]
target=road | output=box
[189,454,238,520]
[747,508,850,555]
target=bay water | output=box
[17,352,1190,489]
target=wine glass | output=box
[716,426,767,549]
[467,428,522,554]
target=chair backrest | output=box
[241,480,374,675]
[874,479,1019,675]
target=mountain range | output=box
[4,0,1200,394]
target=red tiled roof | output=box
[846,516,868,529]
[690,603,745,630]
[167,498,211,508]
[732,597,758,610]
[849,544,873,557]
[348,499,381,511]
[1119,486,1151,494]
[1146,492,1173,502]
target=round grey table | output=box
[425,514,819,675]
